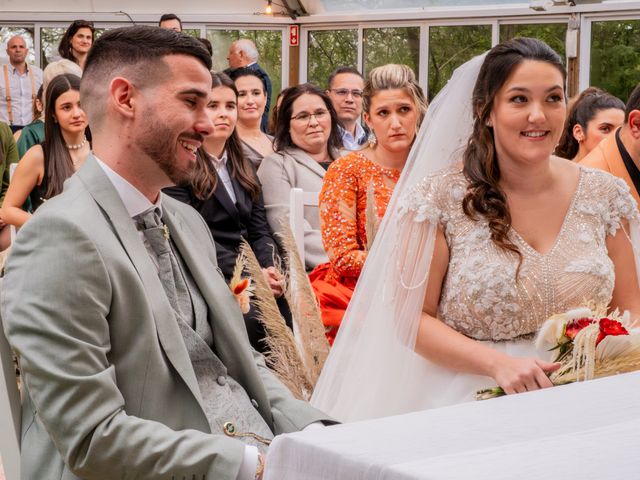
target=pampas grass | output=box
[277,224,329,388]
[238,240,313,400]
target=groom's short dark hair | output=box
[80,25,212,128]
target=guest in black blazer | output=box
[165,72,290,353]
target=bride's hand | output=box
[490,356,561,394]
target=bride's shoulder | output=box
[576,164,640,230]
[397,165,466,222]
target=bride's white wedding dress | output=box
[311,53,640,422]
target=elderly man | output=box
[2,26,329,480]
[326,66,368,151]
[581,83,640,206]
[226,39,272,132]
[159,13,182,32]
[0,35,43,132]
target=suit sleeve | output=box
[1,212,246,480]
[247,188,279,269]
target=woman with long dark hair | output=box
[165,72,291,353]
[3,74,90,228]
[229,67,275,168]
[555,87,624,161]
[313,38,640,421]
[58,20,95,70]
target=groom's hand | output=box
[492,356,561,394]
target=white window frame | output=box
[578,11,640,92]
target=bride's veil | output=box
[311,54,488,421]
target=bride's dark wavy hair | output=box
[462,37,566,266]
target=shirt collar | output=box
[95,156,162,218]
[208,150,228,169]
[7,63,30,75]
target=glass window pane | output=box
[590,20,640,102]
[307,29,357,88]
[363,26,420,78]
[0,26,36,65]
[428,25,491,100]
[206,29,282,110]
[500,23,567,60]
[182,28,201,39]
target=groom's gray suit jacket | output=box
[1,155,329,479]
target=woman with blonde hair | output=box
[309,64,428,344]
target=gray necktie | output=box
[135,208,193,324]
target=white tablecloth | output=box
[265,372,640,479]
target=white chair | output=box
[288,188,319,264]
[0,289,21,480]
[8,162,17,245]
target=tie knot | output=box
[135,208,163,230]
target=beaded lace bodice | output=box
[399,166,639,341]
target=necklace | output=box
[66,135,87,150]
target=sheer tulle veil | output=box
[310,54,488,421]
[311,52,640,422]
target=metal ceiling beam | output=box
[281,0,308,19]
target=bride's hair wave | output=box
[462,37,566,262]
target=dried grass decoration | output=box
[476,306,640,400]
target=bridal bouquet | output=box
[476,307,640,400]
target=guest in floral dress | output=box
[310,64,428,344]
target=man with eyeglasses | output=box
[326,66,368,151]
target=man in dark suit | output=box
[226,39,272,133]
[2,25,329,480]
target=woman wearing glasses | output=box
[310,64,428,344]
[257,83,343,270]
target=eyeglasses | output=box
[329,88,363,99]
[291,109,330,124]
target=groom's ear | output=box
[628,110,640,139]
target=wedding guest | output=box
[0,120,18,249]
[313,37,640,421]
[326,66,369,151]
[58,20,95,70]
[581,83,640,205]
[225,39,271,132]
[159,13,182,32]
[2,74,89,228]
[165,72,291,353]
[310,64,427,344]
[257,83,342,270]
[230,68,275,168]
[1,35,44,133]
[17,59,83,158]
[555,87,624,162]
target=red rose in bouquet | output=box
[564,318,595,340]
[596,318,629,345]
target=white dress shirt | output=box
[0,63,43,126]
[208,150,237,203]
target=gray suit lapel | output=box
[287,147,327,179]
[75,156,204,408]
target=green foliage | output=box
[307,29,358,88]
[499,23,567,60]
[363,27,420,77]
[428,25,491,100]
[207,29,282,109]
[590,20,640,102]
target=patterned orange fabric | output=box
[310,151,401,344]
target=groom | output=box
[1,26,329,479]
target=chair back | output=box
[288,188,319,264]
[0,291,21,480]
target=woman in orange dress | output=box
[310,64,428,344]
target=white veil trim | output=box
[311,54,487,422]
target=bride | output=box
[311,37,640,422]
